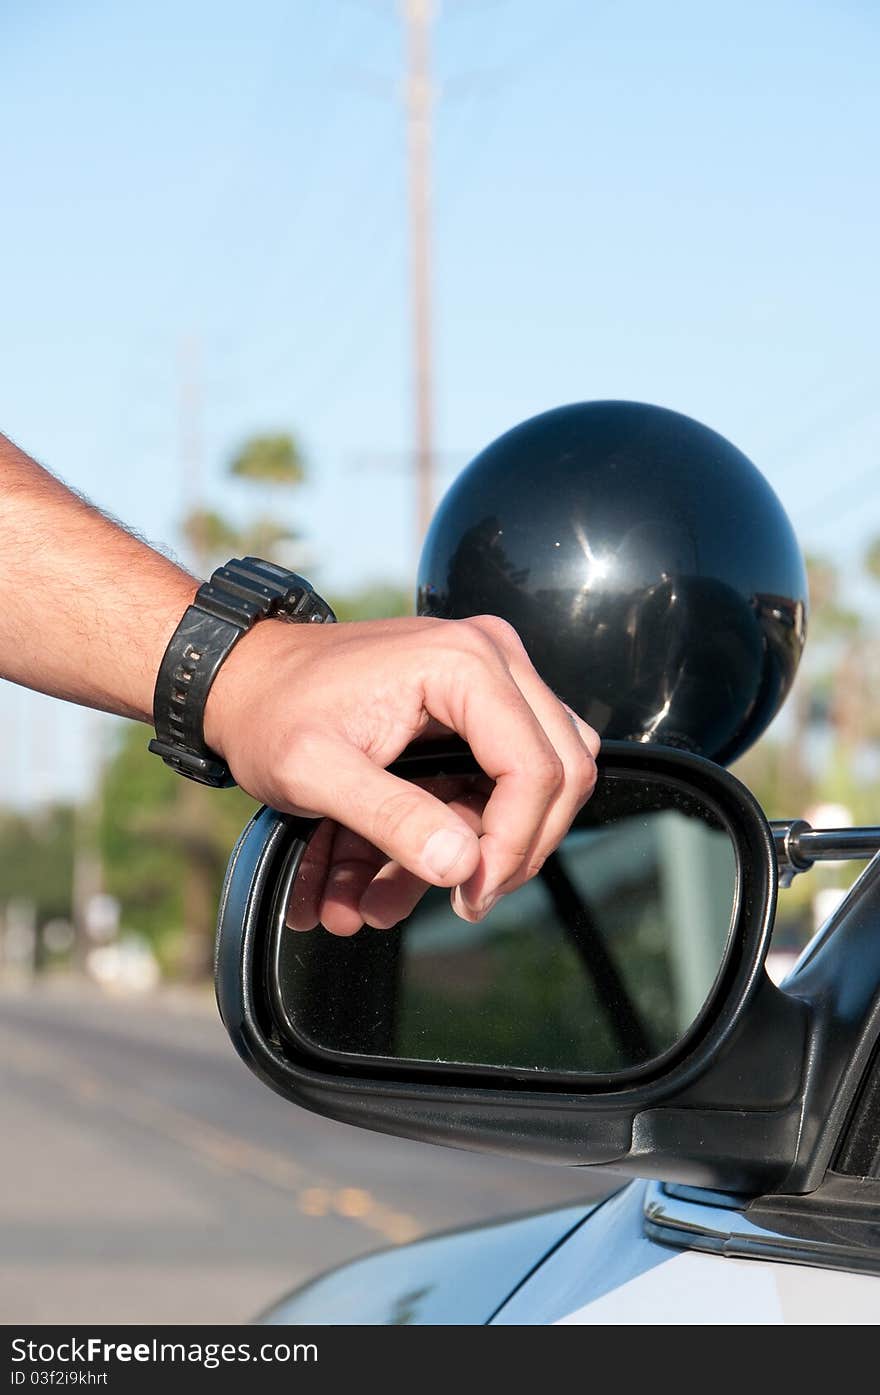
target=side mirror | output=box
[275,761,740,1079]
[216,741,812,1192]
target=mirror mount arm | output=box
[771,820,880,887]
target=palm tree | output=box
[182,432,309,573]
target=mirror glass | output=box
[271,771,739,1078]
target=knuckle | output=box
[533,751,565,792]
[502,852,547,896]
[273,727,332,804]
[285,725,328,767]
[451,618,498,658]
[371,788,420,849]
[577,748,598,795]
[470,613,521,649]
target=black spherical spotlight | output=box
[417,400,807,766]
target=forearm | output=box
[0,433,198,722]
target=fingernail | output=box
[448,884,497,921]
[423,828,471,879]
[450,885,480,922]
[325,866,358,894]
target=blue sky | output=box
[2,0,878,804]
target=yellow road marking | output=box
[0,1024,423,1246]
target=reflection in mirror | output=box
[272,773,739,1078]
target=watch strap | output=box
[149,557,335,787]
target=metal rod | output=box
[790,827,880,862]
[771,820,880,882]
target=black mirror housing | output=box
[215,741,827,1194]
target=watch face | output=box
[210,560,336,624]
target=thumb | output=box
[286,740,482,888]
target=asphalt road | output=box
[0,980,615,1325]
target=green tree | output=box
[0,805,74,925]
[99,724,256,977]
[804,553,861,642]
[329,581,412,621]
[182,431,309,573]
[229,433,305,485]
[181,508,240,561]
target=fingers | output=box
[358,784,488,929]
[423,668,562,914]
[421,622,599,921]
[455,649,598,912]
[285,816,336,930]
[468,615,600,759]
[280,735,483,902]
[560,702,602,759]
[287,780,490,936]
[462,618,600,912]
[313,824,390,936]
[285,820,390,936]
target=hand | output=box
[203,614,599,930]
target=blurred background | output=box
[1,0,879,1322]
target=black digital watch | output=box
[148,556,336,787]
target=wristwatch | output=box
[148,556,336,787]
